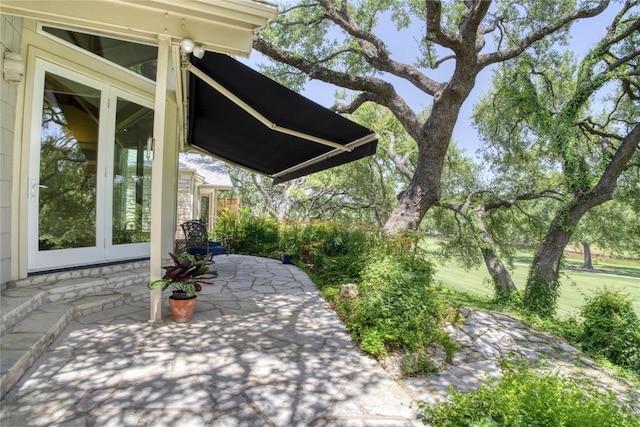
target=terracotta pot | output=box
[168,295,197,322]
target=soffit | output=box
[0,0,276,57]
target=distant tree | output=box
[253,0,612,235]
[570,198,640,268]
[228,103,405,225]
[427,146,560,297]
[473,1,639,316]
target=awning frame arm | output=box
[187,62,353,152]
[271,132,379,180]
[182,142,274,179]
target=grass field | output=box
[428,248,640,317]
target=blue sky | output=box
[241,3,622,156]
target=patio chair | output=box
[180,219,229,262]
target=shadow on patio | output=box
[0,255,419,426]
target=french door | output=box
[28,59,154,272]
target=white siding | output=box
[176,170,197,240]
[0,15,22,288]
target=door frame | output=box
[104,87,155,261]
[27,58,154,272]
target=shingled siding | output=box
[1,15,23,288]
[175,170,204,240]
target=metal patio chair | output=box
[180,219,229,263]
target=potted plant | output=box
[147,252,215,322]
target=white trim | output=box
[0,0,276,58]
[187,63,354,152]
[26,59,157,272]
[175,46,188,152]
[104,87,155,261]
[149,35,171,322]
[28,59,110,272]
[36,22,158,86]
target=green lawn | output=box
[430,255,640,318]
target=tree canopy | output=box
[236,0,640,317]
[253,0,613,236]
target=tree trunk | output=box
[523,203,584,317]
[383,76,474,236]
[481,247,518,294]
[524,124,640,317]
[277,183,294,222]
[476,205,517,295]
[582,242,593,269]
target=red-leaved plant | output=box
[147,252,215,297]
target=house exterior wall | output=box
[176,170,228,241]
[1,17,182,279]
[176,170,197,239]
[0,14,23,288]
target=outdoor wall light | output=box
[180,38,205,59]
[192,45,205,59]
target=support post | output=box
[149,35,171,322]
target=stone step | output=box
[1,263,149,335]
[11,260,150,288]
[71,284,149,317]
[0,262,151,400]
[0,304,74,399]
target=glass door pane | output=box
[39,72,101,250]
[112,98,154,245]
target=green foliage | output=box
[493,287,524,310]
[216,208,279,255]
[147,252,214,297]
[281,221,376,287]
[418,363,640,427]
[523,269,559,318]
[580,288,640,374]
[526,313,584,345]
[337,253,446,359]
[276,223,450,360]
[312,226,374,283]
[240,216,279,254]
[401,349,438,376]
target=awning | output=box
[186,52,378,184]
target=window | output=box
[42,26,158,81]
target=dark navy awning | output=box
[186,52,378,184]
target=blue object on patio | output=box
[180,220,229,262]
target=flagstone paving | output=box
[398,310,640,415]
[0,255,420,426]
[1,254,638,426]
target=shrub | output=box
[286,222,375,289]
[418,364,640,426]
[338,253,447,359]
[240,217,279,254]
[580,288,640,374]
[528,314,584,345]
[220,210,279,255]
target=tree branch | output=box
[478,0,610,67]
[253,35,426,138]
[315,0,444,95]
[383,130,415,181]
[425,1,463,52]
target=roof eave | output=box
[0,0,277,57]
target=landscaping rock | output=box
[393,309,640,416]
[339,283,359,300]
